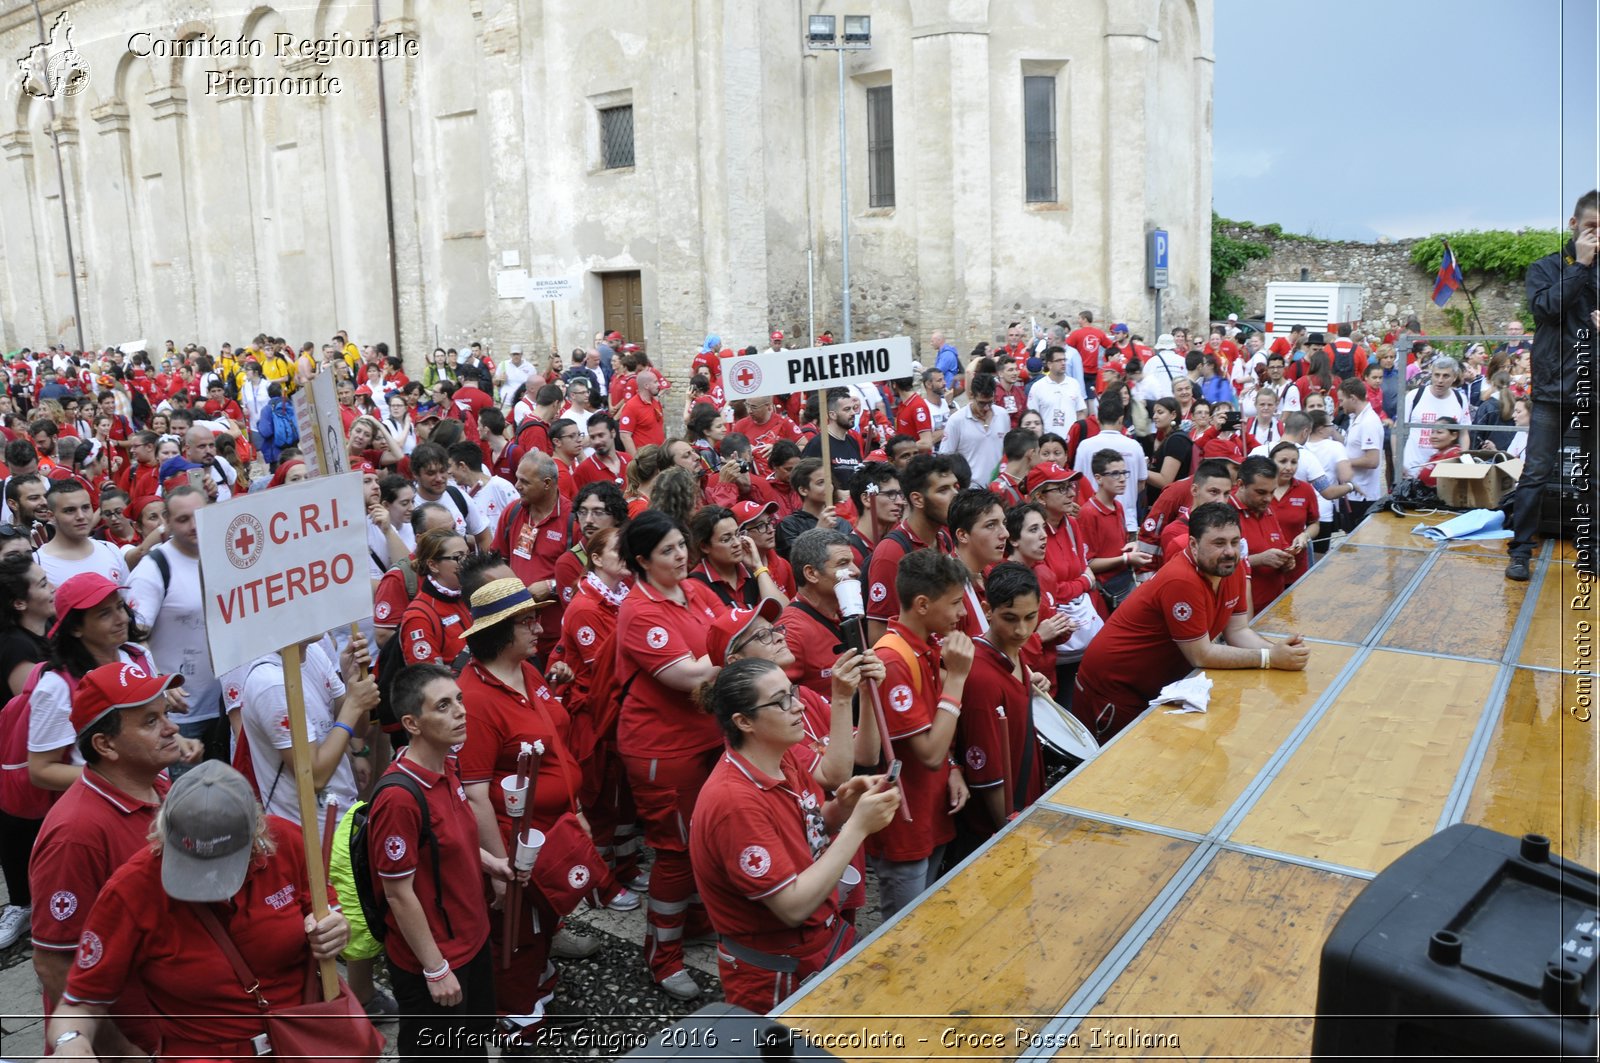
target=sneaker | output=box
[551,929,603,959]
[606,887,641,911]
[0,904,30,949]
[362,989,398,1021]
[623,868,651,892]
[1505,556,1531,582]
[657,969,701,1001]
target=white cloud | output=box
[1214,148,1280,182]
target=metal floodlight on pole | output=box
[805,13,872,345]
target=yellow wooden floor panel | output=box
[1255,546,1428,643]
[1341,511,1441,549]
[1058,851,1367,1061]
[1382,553,1530,660]
[1520,564,1595,671]
[781,810,1194,1061]
[1048,645,1357,836]
[1231,651,1495,874]
[1464,668,1600,869]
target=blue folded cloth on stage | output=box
[1413,509,1513,542]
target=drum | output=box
[1032,692,1100,763]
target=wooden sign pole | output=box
[281,645,340,1001]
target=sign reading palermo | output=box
[196,473,371,673]
[721,336,915,401]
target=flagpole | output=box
[1438,239,1484,335]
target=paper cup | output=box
[834,577,864,619]
[514,828,545,871]
[500,775,529,816]
[835,863,863,906]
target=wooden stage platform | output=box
[776,513,1597,1060]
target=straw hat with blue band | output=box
[463,576,555,638]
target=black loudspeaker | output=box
[1537,423,1595,540]
[620,1003,845,1061]
[1313,824,1598,1059]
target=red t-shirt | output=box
[1231,495,1290,611]
[1066,326,1114,373]
[690,746,842,955]
[484,440,522,483]
[369,754,491,973]
[515,416,552,456]
[1076,551,1248,711]
[869,621,955,862]
[63,817,335,1060]
[894,394,933,442]
[493,496,570,657]
[608,373,638,410]
[555,577,622,705]
[1140,477,1193,550]
[1269,480,1319,584]
[573,452,630,491]
[866,522,947,624]
[1418,445,1462,487]
[372,565,413,628]
[615,579,727,758]
[731,413,803,474]
[1200,432,1249,464]
[457,659,579,835]
[617,396,666,449]
[780,599,844,698]
[956,637,1044,833]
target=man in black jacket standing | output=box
[1507,189,1599,581]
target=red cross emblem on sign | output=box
[224,514,266,571]
[732,362,761,395]
[234,525,255,556]
[736,366,756,389]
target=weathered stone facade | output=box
[1216,223,1529,336]
[1,0,1214,381]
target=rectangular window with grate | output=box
[1024,75,1057,203]
[599,104,635,170]
[866,85,894,209]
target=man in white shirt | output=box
[35,480,130,588]
[1072,392,1147,531]
[1136,335,1189,402]
[1401,357,1470,475]
[938,372,1011,482]
[447,441,519,534]
[1338,379,1386,526]
[1029,346,1087,436]
[240,633,376,838]
[410,441,490,549]
[494,345,536,405]
[126,486,226,764]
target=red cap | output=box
[731,500,778,528]
[769,330,784,342]
[1025,461,1079,496]
[71,660,183,737]
[414,408,442,422]
[354,384,372,396]
[706,597,784,667]
[354,461,377,475]
[864,449,888,463]
[50,573,126,638]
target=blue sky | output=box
[1213,0,1598,240]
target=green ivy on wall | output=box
[1409,230,1564,283]
[1210,212,1272,320]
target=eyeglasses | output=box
[742,520,773,533]
[744,684,804,717]
[438,552,469,564]
[513,612,541,628]
[0,525,28,540]
[729,623,789,658]
[715,533,741,548]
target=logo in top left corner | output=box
[17,13,90,101]
[225,514,267,571]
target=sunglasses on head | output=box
[0,524,29,540]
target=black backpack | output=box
[348,771,453,944]
[1331,341,1357,379]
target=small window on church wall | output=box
[599,105,635,170]
[866,85,895,209]
[1024,75,1057,203]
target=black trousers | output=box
[389,941,497,1060]
[0,809,42,907]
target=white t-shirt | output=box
[128,545,221,721]
[938,405,1011,483]
[1073,430,1149,531]
[925,395,951,434]
[1402,387,1469,475]
[240,642,356,840]
[1249,440,1331,490]
[1305,437,1346,522]
[1136,352,1188,402]
[466,476,519,536]
[499,358,536,403]
[420,484,488,539]
[1030,375,1087,434]
[1344,406,1386,502]
[36,539,130,591]
[27,645,154,759]
[368,521,392,580]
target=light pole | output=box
[806,14,871,344]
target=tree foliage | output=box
[1409,230,1564,283]
[1210,212,1272,319]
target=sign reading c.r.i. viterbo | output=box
[721,336,915,400]
[196,472,371,674]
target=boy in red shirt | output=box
[868,548,974,919]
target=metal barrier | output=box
[1386,335,1527,495]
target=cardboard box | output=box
[1431,455,1522,509]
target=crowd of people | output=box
[0,283,1575,1060]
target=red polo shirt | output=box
[574,451,630,491]
[373,565,413,628]
[555,577,622,710]
[1141,477,1194,549]
[1232,493,1290,611]
[609,373,638,410]
[732,413,804,475]
[397,584,472,666]
[690,745,840,953]
[1269,480,1318,584]
[456,659,579,835]
[618,396,665,449]
[781,597,846,697]
[63,817,335,1061]
[894,394,933,442]
[615,579,726,758]
[869,622,954,862]
[956,637,1043,833]
[865,522,945,624]
[1077,495,1129,564]
[1042,517,1096,605]
[493,495,569,657]
[1077,551,1247,712]
[370,754,491,974]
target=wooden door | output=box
[600,271,644,348]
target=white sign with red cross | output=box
[196,472,371,673]
[720,336,916,400]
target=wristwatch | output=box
[52,1030,84,1049]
